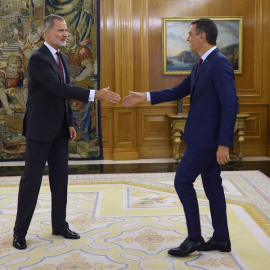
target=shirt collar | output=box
[201,46,217,61]
[44,42,60,61]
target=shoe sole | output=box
[168,246,204,257]
[13,244,27,250]
[202,248,231,252]
[52,233,80,239]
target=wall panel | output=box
[240,105,268,149]
[113,107,138,160]
[100,106,114,159]
[100,0,270,159]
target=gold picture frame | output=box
[162,17,243,75]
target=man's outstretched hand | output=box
[121,91,146,107]
[95,87,121,104]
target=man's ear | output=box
[200,32,206,41]
[44,29,49,38]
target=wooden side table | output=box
[166,113,188,161]
[233,113,250,161]
[166,113,250,161]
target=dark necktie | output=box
[56,51,64,80]
[196,58,203,71]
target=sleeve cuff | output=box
[89,89,95,101]
[146,92,151,102]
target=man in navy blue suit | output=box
[122,18,238,257]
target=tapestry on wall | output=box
[0,0,102,160]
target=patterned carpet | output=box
[0,171,269,270]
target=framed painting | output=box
[162,17,243,75]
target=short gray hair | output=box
[43,14,65,32]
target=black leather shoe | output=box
[52,228,80,239]
[168,237,205,257]
[202,237,231,252]
[13,235,27,250]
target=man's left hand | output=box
[69,127,76,142]
[216,145,230,165]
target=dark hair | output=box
[191,18,218,45]
[43,14,65,32]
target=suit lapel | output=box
[190,48,219,94]
[40,44,66,82]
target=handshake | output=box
[95,87,147,107]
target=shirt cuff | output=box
[89,89,95,101]
[146,92,151,102]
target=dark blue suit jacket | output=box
[150,48,238,148]
[23,44,90,142]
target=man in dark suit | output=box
[13,14,121,250]
[122,18,238,257]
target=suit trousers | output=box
[174,147,230,241]
[14,120,69,237]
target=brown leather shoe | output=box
[202,237,231,252]
[52,228,80,239]
[168,237,205,257]
[13,235,27,250]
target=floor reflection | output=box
[0,161,270,177]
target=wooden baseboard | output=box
[103,148,139,160]
[102,148,113,159]
[102,145,269,160]
[113,150,139,160]
[267,146,270,157]
[138,147,172,159]
[242,145,267,157]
